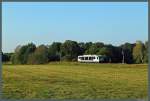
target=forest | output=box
[2,40,148,64]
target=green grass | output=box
[2,62,148,99]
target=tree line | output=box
[2,40,148,64]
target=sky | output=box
[2,2,148,53]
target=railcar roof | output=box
[78,55,102,57]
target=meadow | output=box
[2,62,148,99]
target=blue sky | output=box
[2,2,148,53]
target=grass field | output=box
[2,62,148,99]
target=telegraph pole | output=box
[122,49,125,64]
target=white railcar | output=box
[78,55,105,63]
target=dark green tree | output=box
[120,43,135,64]
[48,42,62,61]
[84,42,93,54]
[87,42,104,54]
[28,45,49,64]
[78,42,86,55]
[61,40,81,61]
[2,53,13,62]
[11,43,36,64]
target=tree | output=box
[11,43,36,64]
[24,43,36,63]
[61,40,81,61]
[27,45,49,64]
[97,47,113,63]
[98,45,122,63]
[13,45,28,64]
[120,43,135,64]
[101,45,113,62]
[78,42,86,55]
[2,53,13,62]
[84,42,93,54]
[87,42,104,54]
[11,45,22,64]
[48,42,62,61]
[97,47,112,56]
[110,46,122,63]
[143,41,148,63]
[133,41,145,63]
[14,45,22,53]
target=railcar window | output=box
[79,57,84,60]
[89,57,92,60]
[92,57,95,59]
[85,57,88,60]
[81,57,84,60]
